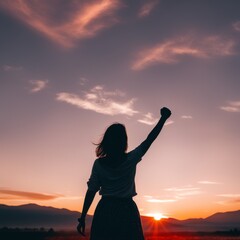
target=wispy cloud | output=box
[217,194,240,205]
[138,0,159,18]
[181,115,193,119]
[164,120,174,126]
[0,189,61,201]
[0,0,122,48]
[217,194,240,198]
[215,200,227,205]
[56,85,175,124]
[1,65,22,72]
[147,198,177,203]
[56,85,138,116]
[220,101,240,113]
[165,186,202,197]
[233,21,240,32]
[79,77,88,86]
[132,35,235,70]
[144,195,177,203]
[138,112,158,125]
[198,180,221,185]
[30,80,48,93]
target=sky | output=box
[0,0,240,220]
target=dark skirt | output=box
[90,196,145,240]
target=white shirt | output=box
[87,145,143,198]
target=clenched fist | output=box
[160,107,171,119]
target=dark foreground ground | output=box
[1,228,240,240]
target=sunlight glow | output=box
[147,213,168,221]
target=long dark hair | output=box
[95,123,128,158]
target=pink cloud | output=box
[220,101,240,113]
[1,65,22,72]
[138,112,158,125]
[165,186,202,198]
[138,0,159,18]
[132,35,235,70]
[0,189,61,201]
[0,0,122,48]
[143,195,177,203]
[181,115,193,119]
[56,85,138,116]
[30,80,48,93]
[233,21,240,32]
[198,181,221,185]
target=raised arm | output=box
[140,107,171,156]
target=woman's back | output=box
[88,145,143,198]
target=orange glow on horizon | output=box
[146,213,168,221]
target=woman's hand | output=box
[77,216,86,236]
[160,107,171,119]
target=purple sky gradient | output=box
[0,0,240,219]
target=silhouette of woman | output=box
[77,107,171,240]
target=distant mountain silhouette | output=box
[0,204,239,232]
[206,210,240,223]
[0,204,92,230]
[141,210,240,232]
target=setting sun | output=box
[147,213,168,221]
[154,214,162,221]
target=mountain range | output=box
[0,204,239,232]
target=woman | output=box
[77,107,171,240]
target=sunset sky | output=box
[0,0,240,220]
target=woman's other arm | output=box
[140,107,171,156]
[77,189,96,236]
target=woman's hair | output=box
[95,123,128,157]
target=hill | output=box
[0,204,92,230]
[0,204,239,232]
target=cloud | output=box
[144,195,177,203]
[30,80,48,93]
[217,194,240,204]
[138,0,159,18]
[132,35,235,70]
[165,186,202,197]
[56,85,175,124]
[138,113,174,126]
[220,106,240,112]
[79,77,88,86]
[233,21,240,32]
[61,196,83,200]
[56,85,138,116]
[147,198,177,203]
[198,181,221,185]
[0,189,61,201]
[217,194,240,198]
[164,120,174,126]
[0,0,122,48]
[138,112,158,125]
[220,101,240,113]
[181,115,193,119]
[1,65,22,72]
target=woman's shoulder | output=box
[97,155,128,169]
[126,144,143,164]
[97,156,106,165]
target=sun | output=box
[147,213,168,221]
[153,214,163,221]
